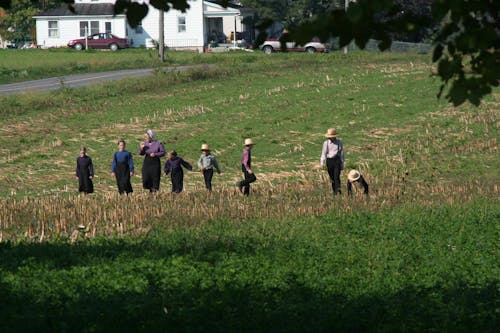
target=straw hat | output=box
[244,138,255,146]
[325,128,337,138]
[201,144,210,151]
[348,169,361,182]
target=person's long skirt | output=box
[142,155,161,191]
[78,168,93,194]
[115,162,133,194]
[170,168,184,193]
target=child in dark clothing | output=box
[164,150,193,193]
[75,146,94,195]
[347,169,369,195]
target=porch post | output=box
[233,14,238,47]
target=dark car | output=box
[68,33,130,51]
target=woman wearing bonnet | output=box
[138,129,165,193]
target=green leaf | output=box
[432,45,444,63]
[346,4,364,23]
[447,80,467,106]
[150,0,170,12]
[126,3,149,28]
[377,35,391,51]
[431,0,450,21]
[437,58,453,80]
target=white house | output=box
[34,0,255,51]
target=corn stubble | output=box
[0,174,496,243]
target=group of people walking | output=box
[76,129,255,196]
[76,128,367,197]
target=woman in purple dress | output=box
[138,129,165,192]
[75,146,94,194]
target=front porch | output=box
[203,1,254,48]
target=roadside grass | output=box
[0,48,211,84]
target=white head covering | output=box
[146,129,155,140]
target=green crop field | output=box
[0,51,498,332]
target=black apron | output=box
[142,155,161,190]
[115,161,133,194]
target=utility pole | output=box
[343,0,349,54]
[159,9,165,62]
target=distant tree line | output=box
[240,0,435,43]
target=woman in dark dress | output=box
[138,129,165,193]
[75,146,94,194]
[111,140,134,195]
[164,150,193,193]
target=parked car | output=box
[68,33,129,51]
[259,35,328,54]
[5,39,33,49]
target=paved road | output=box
[0,64,213,96]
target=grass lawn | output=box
[0,51,498,332]
[0,48,209,84]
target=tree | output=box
[287,0,498,106]
[238,0,343,28]
[0,0,38,43]
[0,0,65,44]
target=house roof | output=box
[34,3,120,17]
[205,0,255,13]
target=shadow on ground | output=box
[0,239,497,333]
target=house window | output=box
[90,21,99,35]
[105,22,112,34]
[135,22,143,34]
[79,21,89,37]
[48,20,58,38]
[178,16,186,33]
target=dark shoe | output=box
[236,181,243,192]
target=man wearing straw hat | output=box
[237,138,256,196]
[320,128,344,195]
[347,169,369,195]
[197,143,221,191]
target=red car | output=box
[68,33,130,51]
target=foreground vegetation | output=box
[1,200,497,332]
[0,51,497,332]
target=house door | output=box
[206,17,224,43]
